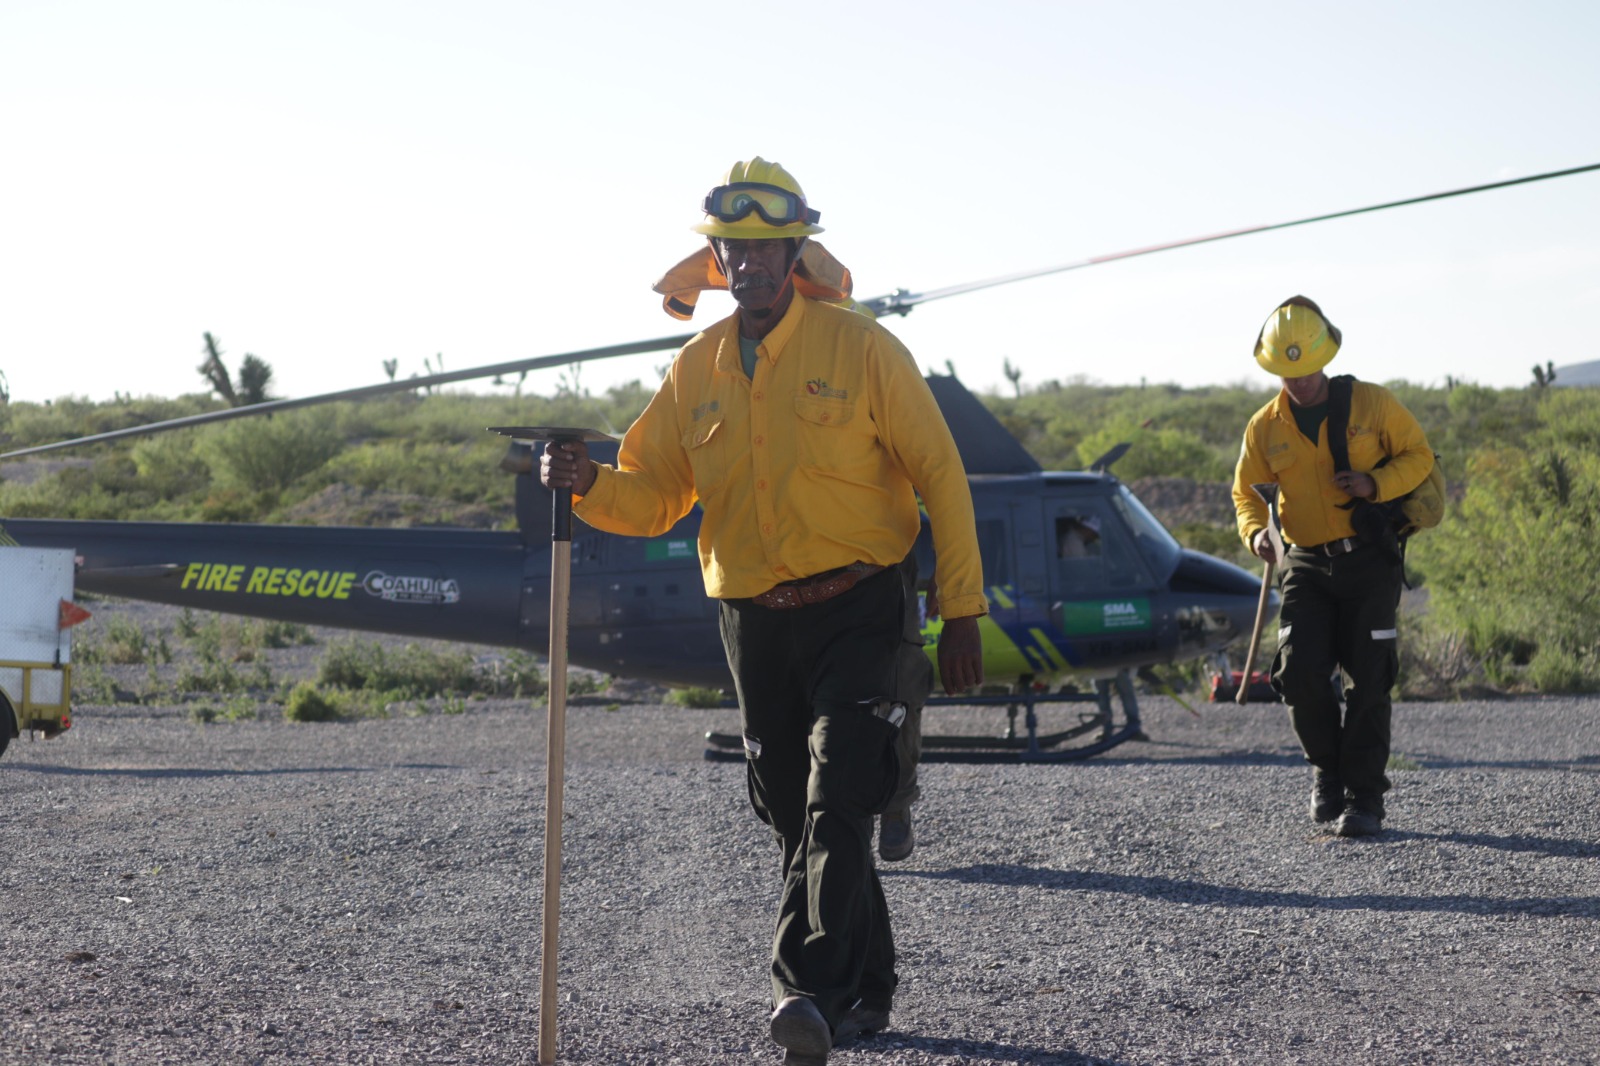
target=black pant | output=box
[719,566,911,1031]
[1271,543,1402,811]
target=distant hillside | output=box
[1553,359,1600,387]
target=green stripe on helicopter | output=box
[645,540,695,561]
[921,591,1078,679]
[1028,627,1073,672]
[920,587,1151,681]
[1060,598,1152,635]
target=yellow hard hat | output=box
[693,157,825,239]
[1254,296,1340,377]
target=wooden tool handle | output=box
[1236,560,1275,706]
[538,540,571,1063]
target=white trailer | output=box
[0,545,81,758]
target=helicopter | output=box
[0,369,1261,761]
[3,163,1595,761]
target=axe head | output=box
[487,426,617,444]
[1251,482,1286,559]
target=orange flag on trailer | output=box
[59,600,92,629]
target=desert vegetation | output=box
[6,369,1597,699]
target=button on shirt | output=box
[574,294,989,619]
[1233,380,1433,550]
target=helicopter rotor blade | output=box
[858,161,1600,317]
[9,162,1595,461]
[0,332,695,460]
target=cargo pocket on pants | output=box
[809,710,902,819]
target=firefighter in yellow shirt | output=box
[1233,296,1433,839]
[542,157,987,1063]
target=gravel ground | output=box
[3,611,1598,1065]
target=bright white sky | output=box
[3,0,1597,408]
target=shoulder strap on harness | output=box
[1326,374,1355,472]
[1326,374,1410,577]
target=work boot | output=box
[878,808,914,862]
[770,995,831,1065]
[1311,772,1344,824]
[834,1000,891,1045]
[1335,803,1383,838]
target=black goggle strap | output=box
[703,182,821,226]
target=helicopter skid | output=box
[704,670,1143,764]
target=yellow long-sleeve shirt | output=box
[574,294,990,620]
[1233,379,1433,551]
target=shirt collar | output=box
[713,292,808,376]
[1269,386,1298,422]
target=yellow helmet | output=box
[693,157,825,239]
[1254,296,1340,377]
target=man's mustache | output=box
[730,277,776,295]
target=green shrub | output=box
[475,651,549,698]
[196,487,276,523]
[199,409,344,492]
[567,671,609,697]
[183,614,308,663]
[316,639,478,699]
[130,433,213,497]
[1076,423,1232,482]
[1525,646,1600,693]
[0,394,219,450]
[190,695,258,724]
[187,616,225,663]
[1396,619,1484,700]
[69,664,118,705]
[75,615,156,665]
[174,659,263,695]
[314,640,554,701]
[285,682,340,722]
[314,438,507,504]
[259,620,316,648]
[1416,433,1600,693]
[666,686,726,708]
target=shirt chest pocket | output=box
[793,395,859,470]
[1344,425,1386,471]
[681,417,729,497]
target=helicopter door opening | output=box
[1047,496,1162,655]
[1049,500,1151,596]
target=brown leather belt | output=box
[750,563,885,610]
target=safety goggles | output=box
[702,182,821,227]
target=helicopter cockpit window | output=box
[1110,485,1183,580]
[1055,515,1102,558]
[1051,500,1147,590]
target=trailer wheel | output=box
[0,693,15,759]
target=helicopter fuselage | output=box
[2,470,1267,691]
